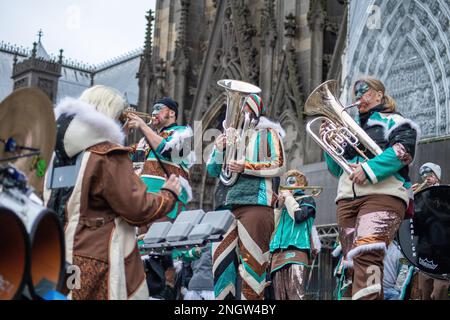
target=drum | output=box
[0,166,65,300]
[0,88,64,299]
[397,185,450,279]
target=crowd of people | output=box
[41,75,448,300]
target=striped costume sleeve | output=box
[243,128,285,177]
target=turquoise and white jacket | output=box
[325,105,420,205]
[207,116,286,208]
[270,193,321,260]
[132,123,194,220]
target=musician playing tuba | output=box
[316,77,419,300]
[207,91,286,300]
[269,170,321,300]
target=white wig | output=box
[79,85,127,120]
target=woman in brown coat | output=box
[44,85,181,300]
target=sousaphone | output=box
[0,88,65,299]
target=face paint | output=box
[286,176,297,186]
[419,166,433,179]
[152,103,166,114]
[354,81,370,100]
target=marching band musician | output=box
[126,97,194,236]
[206,94,286,300]
[44,85,181,300]
[323,76,419,300]
[412,162,441,192]
[269,170,321,300]
[126,97,194,298]
[413,162,450,300]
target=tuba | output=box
[217,79,261,186]
[304,80,383,175]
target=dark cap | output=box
[153,97,179,118]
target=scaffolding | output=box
[306,224,339,300]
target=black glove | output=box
[294,206,316,224]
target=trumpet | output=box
[412,180,428,194]
[279,185,323,200]
[119,108,155,124]
[412,173,432,194]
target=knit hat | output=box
[153,97,179,118]
[420,162,441,180]
[244,94,264,117]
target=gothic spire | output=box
[37,29,43,43]
[261,0,277,44]
[144,9,154,58]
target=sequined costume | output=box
[269,170,321,300]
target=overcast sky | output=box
[0,0,156,65]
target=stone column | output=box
[259,0,277,105]
[305,0,326,164]
[309,0,326,90]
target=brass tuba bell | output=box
[217,79,261,186]
[304,80,383,175]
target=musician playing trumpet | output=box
[412,162,441,193]
[269,170,321,300]
[323,77,419,300]
[125,97,194,235]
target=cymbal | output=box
[0,88,56,194]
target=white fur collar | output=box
[366,118,388,130]
[55,97,125,157]
[384,118,421,142]
[256,116,286,138]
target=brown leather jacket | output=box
[44,97,176,300]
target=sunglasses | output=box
[354,81,370,100]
